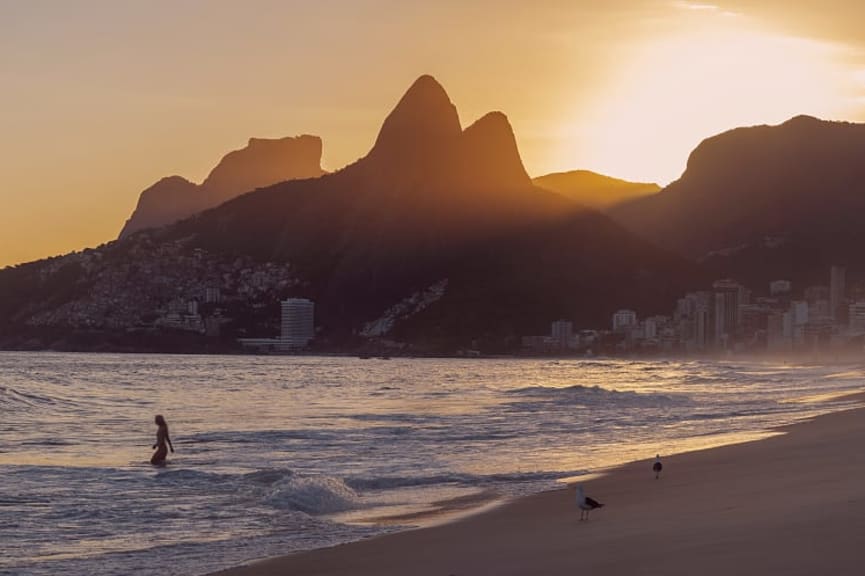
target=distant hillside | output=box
[0,75,700,352]
[610,116,865,286]
[119,135,325,238]
[532,170,659,210]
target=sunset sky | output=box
[2,0,865,267]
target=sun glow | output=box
[563,15,860,185]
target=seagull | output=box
[576,484,604,520]
[653,454,663,480]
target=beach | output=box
[213,396,865,576]
[6,355,865,575]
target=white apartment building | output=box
[280,298,314,350]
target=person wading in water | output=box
[151,414,175,465]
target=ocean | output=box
[1,352,862,576]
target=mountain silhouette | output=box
[0,75,700,351]
[160,75,698,347]
[610,115,865,286]
[119,135,325,238]
[533,170,659,210]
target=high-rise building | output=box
[804,285,830,303]
[550,320,573,347]
[612,309,637,332]
[767,311,793,352]
[790,301,809,326]
[712,279,745,349]
[849,302,865,333]
[280,298,314,350]
[204,287,221,304]
[830,266,846,322]
[643,317,658,340]
[675,292,711,352]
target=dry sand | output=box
[213,401,865,576]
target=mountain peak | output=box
[460,111,531,189]
[369,75,462,166]
[406,74,449,99]
[782,114,821,126]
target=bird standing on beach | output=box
[653,454,663,479]
[576,485,604,520]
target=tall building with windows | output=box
[712,279,746,349]
[550,319,573,347]
[830,265,846,322]
[280,298,314,350]
[849,302,865,333]
[612,309,637,332]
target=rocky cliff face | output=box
[201,135,325,205]
[119,135,325,238]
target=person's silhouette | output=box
[151,414,175,465]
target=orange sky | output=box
[2,0,865,267]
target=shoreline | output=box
[4,348,865,365]
[211,395,865,576]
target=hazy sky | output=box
[2,0,865,267]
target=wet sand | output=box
[212,399,865,576]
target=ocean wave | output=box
[346,469,587,491]
[680,374,736,384]
[153,467,360,515]
[0,385,70,410]
[182,429,339,445]
[572,361,618,369]
[153,468,233,485]
[505,384,688,407]
[264,475,360,514]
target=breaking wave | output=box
[506,384,689,407]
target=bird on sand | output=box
[576,484,604,520]
[653,454,663,479]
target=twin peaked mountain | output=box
[155,75,694,345]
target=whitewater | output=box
[1,352,863,576]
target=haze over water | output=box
[2,352,863,576]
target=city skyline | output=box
[5,1,865,266]
[525,264,865,356]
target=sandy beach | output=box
[212,397,865,576]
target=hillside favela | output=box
[5,2,865,576]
